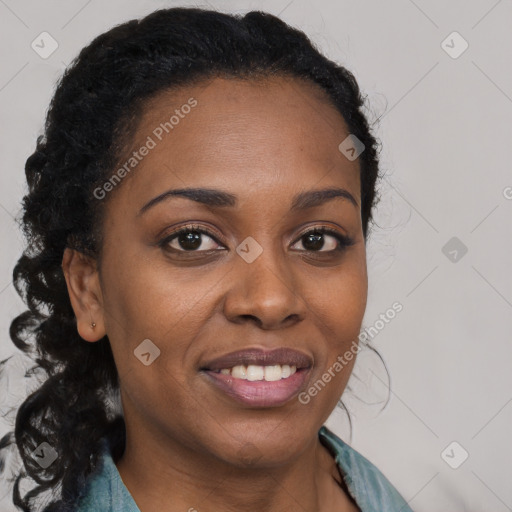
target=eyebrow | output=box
[137,186,359,216]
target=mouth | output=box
[207,363,301,381]
[199,347,313,408]
[200,347,313,372]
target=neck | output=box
[115,424,349,512]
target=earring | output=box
[88,309,96,329]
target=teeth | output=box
[217,364,297,381]
[231,365,247,379]
[264,365,282,381]
[281,364,292,378]
[247,365,264,381]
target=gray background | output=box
[1,1,511,510]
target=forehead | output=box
[106,75,360,211]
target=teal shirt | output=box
[76,426,413,511]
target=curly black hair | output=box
[0,7,383,511]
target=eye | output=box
[158,224,224,253]
[158,224,354,255]
[291,227,354,253]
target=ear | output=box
[61,247,105,342]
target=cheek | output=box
[304,260,367,410]
[102,245,214,335]
[101,256,204,416]
[309,251,368,334]
[100,249,223,390]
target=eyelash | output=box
[158,223,355,255]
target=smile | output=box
[201,366,311,407]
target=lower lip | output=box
[201,368,311,407]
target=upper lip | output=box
[201,347,313,371]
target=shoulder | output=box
[318,425,414,512]
[75,437,140,512]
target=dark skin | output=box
[62,76,365,511]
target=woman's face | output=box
[69,76,367,466]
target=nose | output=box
[223,242,307,330]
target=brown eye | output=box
[159,226,223,252]
[291,227,354,253]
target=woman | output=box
[1,7,413,512]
